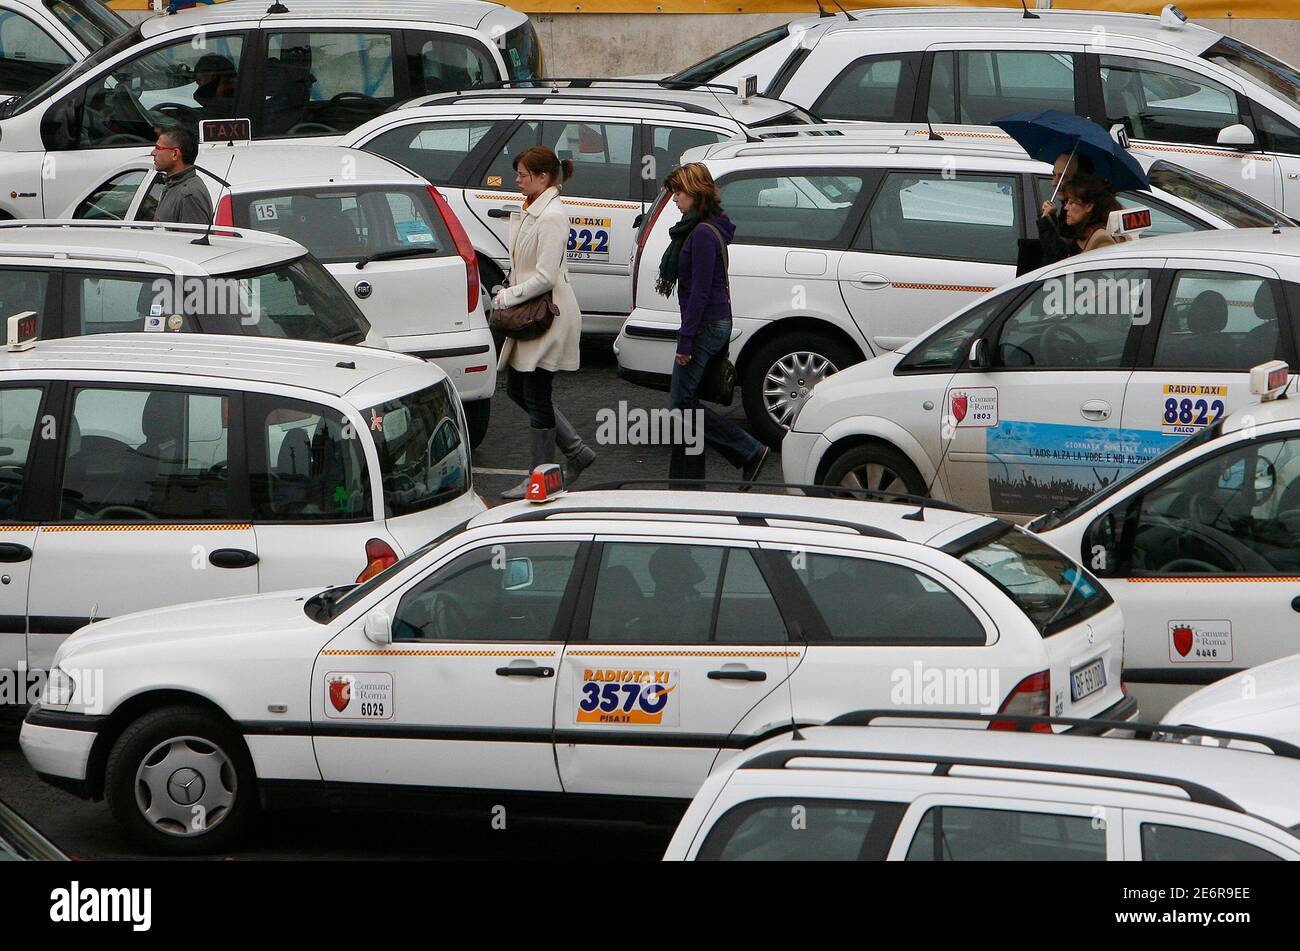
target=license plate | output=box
[1070,658,1107,702]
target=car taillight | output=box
[990,670,1052,732]
[215,194,233,226]
[427,184,479,313]
[357,538,399,583]
[631,191,671,304]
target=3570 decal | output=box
[575,668,679,726]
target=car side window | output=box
[993,268,1152,369]
[897,289,1018,372]
[1140,822,1284,860]
[363,119,499,184]
[0,270,52,334]
[1100,55,1244,147]
[783,551,985,645]
[72,169,149,219]
[1254,106,1300,156]
[645,125,731,201]
[866,172,1020,264]
[261,31,396,137]
[479,120,539,189]
[60,387,230,521]
[931,50,1077,124]
[1126,437,1300,576]
[719,171,867,249]
[813,53,920,122]
[393,541,581,641]
[407,31,494,97]
[905,806,1107,860]
[541,121,635,202]
[1153,270,1282,370]
[245,393,370,522]
[1034,176,1201,238]
[696,799,907,861]
[586,543,787,644]
[63,271,172,334]
[69,34,245,149]
[0,10,74,94]
[136,172,166,222]
[0,387,45,521]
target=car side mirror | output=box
[632,212,644,229]
[363,607,392,645]
[1253,458,1277,499]
[1083,511,1122,578]
[967,337,990,369]
[503,557,533,591]
[1216,123,1256,149]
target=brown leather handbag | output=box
[489,214,565,341]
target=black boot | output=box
[554,409,596,486]
[501,426,557,500]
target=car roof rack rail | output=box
[824,708,1300,761]
[584,478,972,514]
[499,504,906,541]
[0,219,250,239]
[424,90,711,116]
[471,77,745,94]
[738,746,1245,813]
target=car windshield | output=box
[1030,421,1224,532]
[955,526,1112,637]
[1205,37,1300,110]
[47,0,129,50]
[501,21,542,81]
[667,25,789,84]
[3,22,139,115]
[1146,160,1295,228]
[366,381,471,518]
[215,256,371,345]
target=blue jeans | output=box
[668,317,761,481]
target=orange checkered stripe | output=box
[893,282,996,293]
[1138,143,1272,162]
[1128,576,1300,583]
[41,523,253,532]
[0,525,36,531]
[911,130,1011,140]
[472,194,640,210]
[567,649,801,657]
[1175,297,1256,307]
[321,648,558,657]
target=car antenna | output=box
[701,82,761,143]
[191,151,237,246]
[783,613,806,741]
[1020,0,1040,18]
[813,0,833,16]
[830,0,857,20]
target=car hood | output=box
[53,587,326,665]
[1165,653,1300,730]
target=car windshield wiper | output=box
[355,247,441,269]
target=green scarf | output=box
[655,211,702,297]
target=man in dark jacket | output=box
[1036,151,1095,266]
[152,127,213,225]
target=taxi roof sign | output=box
[525,463,566,503]
[200,119,252,146]
[1107,206,1151,237]
[7,311,37,352]
[1250,360,1290,400]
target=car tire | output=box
[822,442,928,499]
[105,705,257,856]
[464,398,491,448]
[742,332,858,447]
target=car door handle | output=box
[487,207,515,218]
[851,273,891,289]
[707,669,766,682]
[209,548,259,569]
[0,542,31,563]
[1291,596,1300,613]
[1080,400,1112,420]
[495,665,554,678]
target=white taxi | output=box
[1160,652,1300,750]
[1027,361,1300,714]
[0,0,128,98]
[0,330,483,673]
[21,482,1130,853]
[784,228,1300,520]
[62,145,496,444]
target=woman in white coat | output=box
[493,146,594,499]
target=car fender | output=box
[0,150,44,219]
[820,414,938,487]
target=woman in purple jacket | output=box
[656,163,768,484]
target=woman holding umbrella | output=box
[1061,174,1127,253]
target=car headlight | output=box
[40,667,76,708]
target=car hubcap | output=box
[838,462,907,495]
[763,351,837,430]
[135,736,236,837]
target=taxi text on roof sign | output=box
[200,119,252,146]
[526,463,565,502]
[1250,360,1290,400]
[7,311,37,352]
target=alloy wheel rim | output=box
[763,350,838,430]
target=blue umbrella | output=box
[992,109,1148,194]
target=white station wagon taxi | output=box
[21,483,1130,853]
[0,330,482,673]
[784,228,1300,518]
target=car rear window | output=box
[215,256,371,345]
[951,526,1111,637]
[366,381,471,518]
[231,186,453,265]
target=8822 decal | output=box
[576,668,679,726]
[1161,383,1227,435]
[567,216,611,263]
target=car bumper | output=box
[1065,693,1141,737]
[615,309,754,379]
[386,328,497,403]
[20,707,103,790]
[780,430,829,485]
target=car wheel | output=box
[822,442,928,499]
[742,332,858,447]
[105,705,257,855]
[464,398,491,448]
